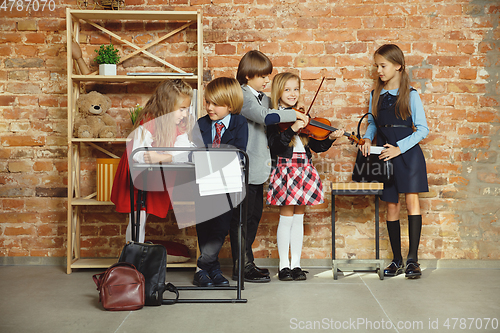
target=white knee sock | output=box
[290,213,304,269]
[277,215,294,270]
[126,210,147,243]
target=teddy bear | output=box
[74,91,117,138]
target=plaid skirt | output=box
[267,153,324,206]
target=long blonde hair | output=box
[371,44,411,120]
[133,79,193,147]
[271,72,308,146]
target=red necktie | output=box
[212,122,224,148]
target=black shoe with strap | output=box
[193,270,214,287]
[278,267,293,281]
[209,268,229,286]
[405,260,422,279]
[291,267,308,281]
[384,259,404,277]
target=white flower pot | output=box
[99,64,116,76]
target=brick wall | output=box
[0,0,499,261]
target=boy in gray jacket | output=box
[230,50,308,282]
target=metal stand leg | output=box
[330,187,384,280]
[129,171,135,242]
[375,195,384,280]
[331,194,338,279]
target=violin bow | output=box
[305,77,325,116]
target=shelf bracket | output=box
[87,142,120,159]
[83,19,192,74]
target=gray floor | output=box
[1,263,499,333]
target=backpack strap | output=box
[356,112,389,145]
[92,262,137,289]
[161,282,180,305]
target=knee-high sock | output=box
[386,220,402,262]
[126,210,147,243]
[290,213,304,269]
[277,215,293,270]
[407,215,422,262]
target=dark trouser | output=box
[196,209,232,272]
[230,183,263,268]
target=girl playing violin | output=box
[266,72,344,281]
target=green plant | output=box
[94,44,120,65]
[129,104,142,125]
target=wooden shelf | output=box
[70,257,197,269]
[71,198,115,206]
[69,10,199,21]
[66,9,202,273]
[71,138,129,143]
[72,75,199,83]
[71,258,117,269]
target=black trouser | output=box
[230,183,263,268]
[196,209,232,272]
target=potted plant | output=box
[129,104,142,126]
[94,44,120,75]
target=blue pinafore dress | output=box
[375,90,429,203]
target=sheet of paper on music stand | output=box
[193,151,242,196]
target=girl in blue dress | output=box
[359,44,429,279]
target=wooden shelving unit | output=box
[66,9,202,274]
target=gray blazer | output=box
[240,84,297,184]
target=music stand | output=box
[129,147,248,303]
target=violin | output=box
[278,110,364,145]
[277,77,365,146]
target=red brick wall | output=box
[0,1,499,261]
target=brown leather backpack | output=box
[92,262,145,311]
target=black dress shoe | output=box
[405,260,421,279]
[193,270,213,287]
[278,268,293,281]
[243,265,270,283]
[209,268,229,286]
[233,262,270,280]
[252,263,270,276]
[384,260,404,277]
[291,267,308,281]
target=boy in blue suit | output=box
[191,77,248,287]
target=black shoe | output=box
[291,267,308,281]
[254,264,270,276]
[278,268,293,281]
[246,262,269,276]
[384,260,404,277]
[193,270,213,287]
[405,260,421,279]
[209,268,229,286]
[243,264,270,283]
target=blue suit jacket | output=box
[193,114,248,153]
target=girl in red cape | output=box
[111,79,194,242]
